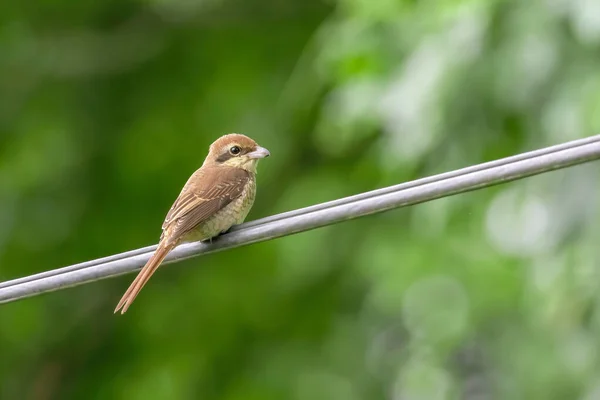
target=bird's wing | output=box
[161,167,250,239]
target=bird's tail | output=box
[114,241,176,314]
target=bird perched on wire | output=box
[114,133,270,314]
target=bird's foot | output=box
[219,227,233,236]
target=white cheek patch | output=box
[222,157,259,173]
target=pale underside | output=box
[163,176,257,245]
[180,179,256,243]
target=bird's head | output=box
[205,133,270,173]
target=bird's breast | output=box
[183,178,256,243]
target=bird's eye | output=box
[229,146,241,155]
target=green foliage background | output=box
[1,0,600,398]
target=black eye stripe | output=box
[216,151,234,163]
[215,145,249,163]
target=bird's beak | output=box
[247,146,270,159]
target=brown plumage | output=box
[114,133,270,314]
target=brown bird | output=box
[114,133,270,314]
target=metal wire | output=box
[1,135,600,304]
[3,134,598,291]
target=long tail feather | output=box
[114,241,176,314]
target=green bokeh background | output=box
[2,0,600,398]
